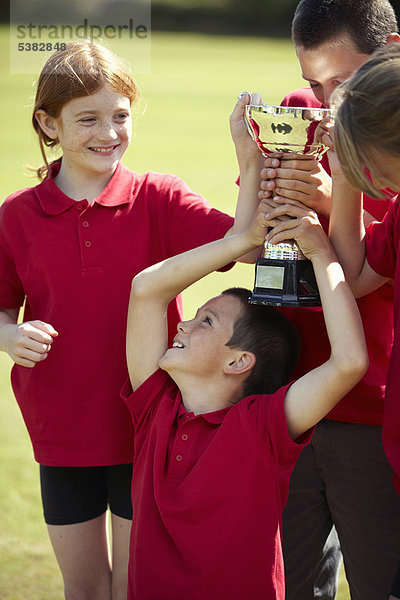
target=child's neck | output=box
[175,374,242,415]
[54,161,117,202]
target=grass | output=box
[0,27,350,598]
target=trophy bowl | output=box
[244,103,332,307]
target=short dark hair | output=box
[222,288,300,397]
[292,0,398,54]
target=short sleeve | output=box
[121,368,178,430]
[164,176,234,261]
[281,88,323,109]
[366,196,400,279]
[241,384,313,468]
[0,202,25,309]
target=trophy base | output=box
[249,257,321,307]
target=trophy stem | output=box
[263,239,303,261]
[249,237,321,307]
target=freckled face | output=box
[53,85,132,179]
[159,294,243,378]
[296,36,369,107]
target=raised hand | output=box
[230,92,265,168]
[259,153,332,217]
[314,118,342,177]
[265,202,329,261]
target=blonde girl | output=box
[317,41,400,600]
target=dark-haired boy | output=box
[259,1,400,598]
[121,197,367,599]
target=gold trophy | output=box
[244,103,331,306]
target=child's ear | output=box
[224,351,256,376]
[34,109,59,140]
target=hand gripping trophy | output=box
[244,102,331,307]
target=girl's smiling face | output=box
[44,85,132,180]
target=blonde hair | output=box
[32,40,140,179]
[331,42,400,199]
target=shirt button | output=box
[82,221,89,227]
[76,204,84,211]
[176,454,183,462]
[84,240,92,248]
[181,434,188,441]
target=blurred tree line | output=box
[3,0,400,36]
[151,0,400,35]
[151,0,301,36]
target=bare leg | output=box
[47,513,112,600]
[110,514,131,600]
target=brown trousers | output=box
[283,420,400,600]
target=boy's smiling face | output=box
[159,294,244,382]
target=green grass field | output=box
[0,28,350,598]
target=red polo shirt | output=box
[121,369,312,600]
[0,161,233,466]
[365,197,400,488]
[278,88,394,425]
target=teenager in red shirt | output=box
[257,2,400,598]
[123,192,368,600]
[0,41,263,599]
[313,42,400,600]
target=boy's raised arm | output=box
[264,203,369,440]
[226,92,265,263]
[126,203,269,391]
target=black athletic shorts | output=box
[40,463,133,525]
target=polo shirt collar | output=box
[35,159,136,215]
[177,400,230,425]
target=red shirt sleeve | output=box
[121,369,176,428]
[240,384,313,468]
[281,87,323,109]
[163,175,234,258]
[0,200,25,309]
[366,196,400,279]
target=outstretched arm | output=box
[227,92,265,262]
[127,202,270,391]
[265,203,368,439]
